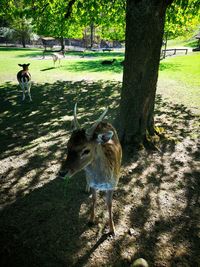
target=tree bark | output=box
[90,23,94,48]
[60,36,65,51]
[21,35,26,48]
[119,0,170,145]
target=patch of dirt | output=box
[0,81,199,267]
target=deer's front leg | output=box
[106,190,115,235]
[89,188,97,224]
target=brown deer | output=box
[59,104,122,235]
[52,51,65,67]
[101,59,116,65]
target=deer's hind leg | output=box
[27,82,32,101]
[106,190,115,235]
[20,82,25,101]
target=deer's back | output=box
[17,70,31,83]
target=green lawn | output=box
[158,53,200,113]
[159,53,200,87]
[0,47,124,83]
[0,47,199,113]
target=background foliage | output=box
[0,0,199,46]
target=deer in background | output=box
[101,59,116,65]
[59,104,122,235]
[17,63,32,101]
[52,51,65,67]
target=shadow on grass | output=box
[64,59,123,73]
[0,80,199,267]
[0,80,121,157]
[80,51,124,58]
[0,47,124,59]
[0,47,40,52]
[62,51,124,58]
[0,47,43,58]
[41,67,56,71]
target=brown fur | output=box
[63,122,122,180]
[60,120,122,234]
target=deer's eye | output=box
[81,149,90,156]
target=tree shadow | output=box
[40,67,55,71]
[0,81,199,267]
[65,51,124,58]
[0,80,122,266]
[0,177,90,267]
[0,80,121,157]
[1,47,124,60]
[116,94,200,266]
[63,59,123,74]
[0,47,43,58]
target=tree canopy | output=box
[165,0,200,39]
[0,0,199,43]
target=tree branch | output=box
[166,0,175,6]
[32,2,49,14]
[40,3,49,14]
[64,0,77,19]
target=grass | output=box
[158,53,200,112]
[0,46,199,112]
[0,47,124,83]
[159,53,200,86]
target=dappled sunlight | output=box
[0,80,199,266]
[110,95,199,266]
[0,80,121,206]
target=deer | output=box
[52,51,65,67]
[59,104,122,235]
[17,63,32,101]
[101,59,116,65]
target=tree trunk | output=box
[60,36,65,51]
[119,0,170,146]
[163,31,168,59]
[90,23,94,48]
[21,35,26,48]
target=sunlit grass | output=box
[158,52,200,112]
[0,47,124,83]
[0,47,199,112]
[159,53,200,87]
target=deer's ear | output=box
[27,63,30,66]
[97,131,113,144]
[18,64,23,67]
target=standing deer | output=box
[59,104,122,235]
[17,63,32,101]
[52,51,65,67]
